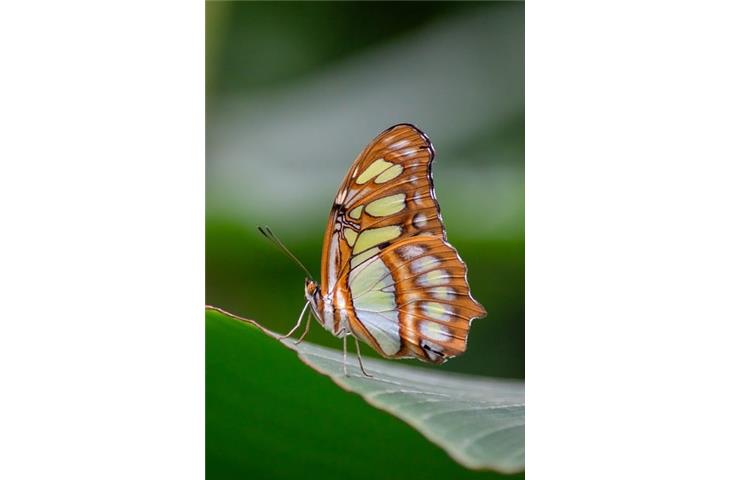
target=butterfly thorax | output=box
[304,279,348,338]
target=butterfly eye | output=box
[305,280,318,296]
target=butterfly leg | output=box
[342,335,349,377]
[278,302,308,340]
[353,336,373,378]
[294,310,312,345]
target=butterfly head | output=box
[304,278,324,324]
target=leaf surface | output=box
[290,339,525,472]
[206,307,524,476]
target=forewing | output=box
[320,124,444,293]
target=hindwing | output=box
[346,236,485,363]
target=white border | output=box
[528,1,730,478]
[1,3,204,478]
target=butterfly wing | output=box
[320,123,486,363]
[347,236,486,363]
[320,123,444,292]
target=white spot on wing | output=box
[430,287,456,301]
[417,269,450,287]
[413,213,427,228]
[414,194,429,207]
[421,301,454,322]
[402,148,418,157]
[398,244,425,260]
[419,321,451,342]
[421,340,444,362]
[411,255,439,274]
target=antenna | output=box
[257,225,314,279]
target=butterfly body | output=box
[304,279,348,338]
[303,124,486,365]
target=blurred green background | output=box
[206,1,524,379]
[206,2,524,477]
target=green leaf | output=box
[206,307,524,478]
[289,341,525,473]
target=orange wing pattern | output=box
[321,124,443,292]
[318,123,486,364]
[347,236,485,363]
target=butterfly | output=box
[260,124,486,376]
